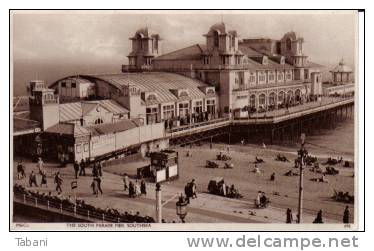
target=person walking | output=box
[91,177,98,196]
[54,172,63,194]
[17,161,26,179]
[343,206,350,224]
[123,173,129,191]
[286,208,293,223]
[135,180,141,196]
[96,176,103,195]
[140,179,147,195]
[270,172,275,181]
[97,162,103,177]
[73,161,79,179]
[191,179,197,199]
[29,171,38,187]
[92,164,98,177]
[40,170,48,187]
[129,181,135,198]
[313,210,324,224]
[37,157,44,175]
[79,159,86,176]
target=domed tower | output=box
[125,27,162,72]
[330,58,353,84]
[29,80,60,130]
[203,22,242,67]
[280,31,307,67]
[202,22,244,117]
[280,32,308,81]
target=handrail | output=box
[13,190,154,223]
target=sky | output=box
[11,10,357,95]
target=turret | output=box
[29,80,60,130]
[124,27,162,72]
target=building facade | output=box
[123,23,323,117]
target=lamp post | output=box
[176,194,188,223]
[297,133,307,223]
[155,184,188,223]
[155,183,162,223]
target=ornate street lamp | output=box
[176,194,188,223]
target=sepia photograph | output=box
[10,10,359,231]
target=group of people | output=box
[73,158,99,179]
[123,173,147,198]
[20,158,48,189]
[184,179,197,203]
[164,111,216,130]
[13,184,155,223]
[286,206,350,224]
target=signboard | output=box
[71,181,78,190]
[168,164,178,178]
[156,169,166,183]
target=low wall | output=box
[13,201,91,223]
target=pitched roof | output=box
[239,45,263,57]
[59,100,129,122]
[45,123,90,136]
[90,72,213,105]
[85,119,141,136]
[13,117,40,133]
[155,44,206,61]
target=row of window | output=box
[76,143,89,154]
[235,71,293,89]
[146,100,216,122]
[61,82,76,88]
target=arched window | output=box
[231,36,235,48]
[278,91,285,103]
[213,31,219,47]
[250,94,256,107]
[286,38,292,51]
[95,118,104,125]
[287,90,293,103]
[269,92,276,105]
[137,34,143,50]
[295,89,301,102]
[259,94,266,106]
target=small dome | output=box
[283,31,297,41]
[331,59,353,73]
[210,22,227,34]
[134,27,160,39]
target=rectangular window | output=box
[76,144,81,154]
[269,74,275,81]
[71,83,76,88]
[146,107,158,124]
[207,99,216,115]
[194,101,203,113]
[163,105,175,120]
[286,71,292,80]
[178,103,189,117]
[61,82,66,87]
[84,143,89,152]
[249,75,256,83]
[278,73,284,81]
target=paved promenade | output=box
[13,159,340,224]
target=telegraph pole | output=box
[297,133,306,223]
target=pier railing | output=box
[167,117,230,134]
[13,190,154,223]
